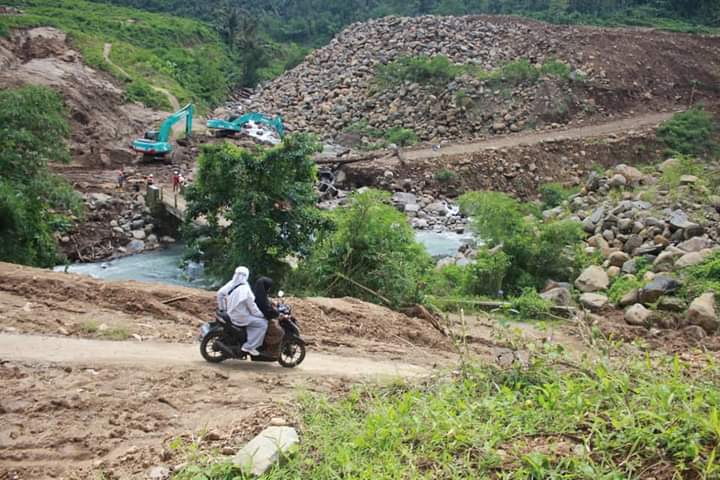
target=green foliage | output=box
[434,168,457,183]
[459,191,584,293]
[123,79,171,110]
[384,127,418,147]
[0,85,82,267]
[183,134,326,281]
[608,275,643,305]
[376,55,464,86]
[0,0,233,108]
[464,250,510,297]
[291,189,431,308]
[656,107,718,157]
[539,58,572,78]
[539,181,578,209]
[681,250,720,299]
[659,155,708,189]
[258,352,720,479]
[510,287,553,319]
[343,120,418,151]
[478,58,539,86]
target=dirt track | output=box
[0,333,427,378]
[402,111,675,161]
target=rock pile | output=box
[246,16,720,143]
[391,191,466,233]
[544,161,720,337]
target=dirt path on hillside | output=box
[103,42,180,112]
[401,111,675,162]
[0,333,427,378]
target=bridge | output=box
[145,185,230,227]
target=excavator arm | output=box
[132,103,193,158]
[206,112,284,138]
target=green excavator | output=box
[206,112,285,139]
[132,103,193,163]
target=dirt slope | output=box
[0,27,162,166]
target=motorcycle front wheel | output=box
[200,330,228,363]
[278,338,306,368]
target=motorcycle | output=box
[198,291,306,368]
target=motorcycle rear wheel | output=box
[200,330,228,363]
[278,338,305,368]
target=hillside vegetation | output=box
[0,0,234,109]
[95,0,719,49]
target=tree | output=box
[183,134,327,281]
[0,85,81,266]
[291,189,431,307]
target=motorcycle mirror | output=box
[278,290,285,298]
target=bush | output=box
[292,189,431,307]
[681,250,720,299]
[459,191,584,293]
[464,250,510,297]
[656,107,718,157]
[539,182,578,209]
[608,275,644,305]
[384,127,417,147]
[540,58,572,79]
[659,155,707,189]
[376,55,463,86]
[434,169,457,183]
[509,288,553,319]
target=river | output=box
[55,231,475,288]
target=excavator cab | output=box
[132,103,193,163]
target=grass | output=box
[181,348,720,479]
[101,325,130,341]
[434,169,457,183]
[343,120,418,150]
[376,56,577,90]
[656,107,718,157]
[539,182,579,209]
[608,275,644,305]
[79,319,99,334]
[680,250,720,300]
[0,0,233,109]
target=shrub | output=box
[292,189,431,307]
[608,275,644,305]
[124,79,172,110]
[509,288,553,319]
[384,127,418,147]
[376,55,463,86]
[434,169,457,183]
[540,58,572,79]
[681,250,720,299]
[656,107,718,157]
[539,182,578,209]
[464,250,510,297]
[459,191,584,293]
[659,155,707,189]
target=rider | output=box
[252,277,279,320]
[217,266,267,357]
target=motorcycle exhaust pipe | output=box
[215,340,235,357]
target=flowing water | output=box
[56,231,474,287]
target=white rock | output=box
[625,304,651,326]
[687,293,718,334]
[233,426,299,477]
[579,293,608,311]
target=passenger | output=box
[252,277,279,320]
[217,266,267,356]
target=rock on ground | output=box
[234,426,299,476]
[575,266,609,293]
[625,303,652,327]
[687,293,718,334]
[580,293,608,312]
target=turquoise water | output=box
[56,231,474,287]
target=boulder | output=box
[677,237,713,253]
[652,250,682,272]
[638,276,681,304]
[625,304,651,326]
[574,266,609,293]
[608,251,630,268]
[682,325,707,342]
[618,288,640,307]
[579,293,608,312]
[88,192,112,208]
[146,466,170,480]
[674,250,712,269]
[608,174,627,188]
[126,239,145,253]
[657,296,687,313]
[540,287,573,306]
[687,293,718,334]
[234,426,299,476]
[614,164,644,184]
[392,192,417,207]
[132,230,146,240]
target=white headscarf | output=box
[217,266,250,310]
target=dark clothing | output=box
[252,277,278,320]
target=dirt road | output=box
[401,111,675,161]
[0,333,427,378]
